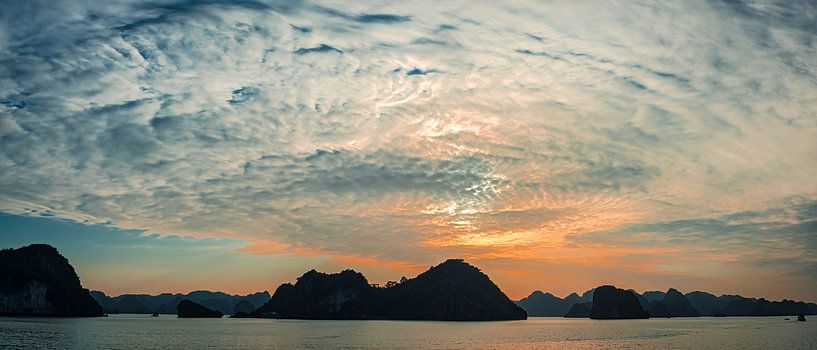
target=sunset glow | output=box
[1,0,816,303]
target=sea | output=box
[0,315,815,349]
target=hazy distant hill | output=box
[516,289,593,316]
[232,300,255,314]
[664,289,699,317]
[518,287,817,318]
[642,291,666,303]
[91,290,270,315]
[564,302,592,318]
[629,288,699,317]
[515,291,574,317]
[0,244,103,317]
[247,259,527,321]
[684,291,730,315]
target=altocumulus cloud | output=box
[1,0,816,297]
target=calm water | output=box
[1,315,815,349]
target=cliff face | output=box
[0,244,103,316]
[589,285,649,319]
[0,281,50,315]
[251,259,526,321]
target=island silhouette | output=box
[2,244,816,320]
[0,244,102,316]
[518,287,817,318]
[90,290,270,315]
[177,299,223,318]
[236,259,527,321]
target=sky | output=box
[0,0,816,301]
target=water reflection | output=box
[1,315,815,350]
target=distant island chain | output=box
[1,244,814,321]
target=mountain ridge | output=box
[90,290,270,315]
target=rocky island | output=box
[0,244,103,317]
[246,259,527,321]
[177,299,223,318]
[589,285,649,319]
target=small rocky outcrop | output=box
[589,285,649,319]
[0,244,103,317]
[176,299,223,318]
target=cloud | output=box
[313,6,411,24]
[0,212,322,295]
[0,0,816,298]
[354,14,411,24]
[293,44,343,55]
[514,49,564,61]
[405,67,438,76]
[568,198,817,296]
[573,199,817,250]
